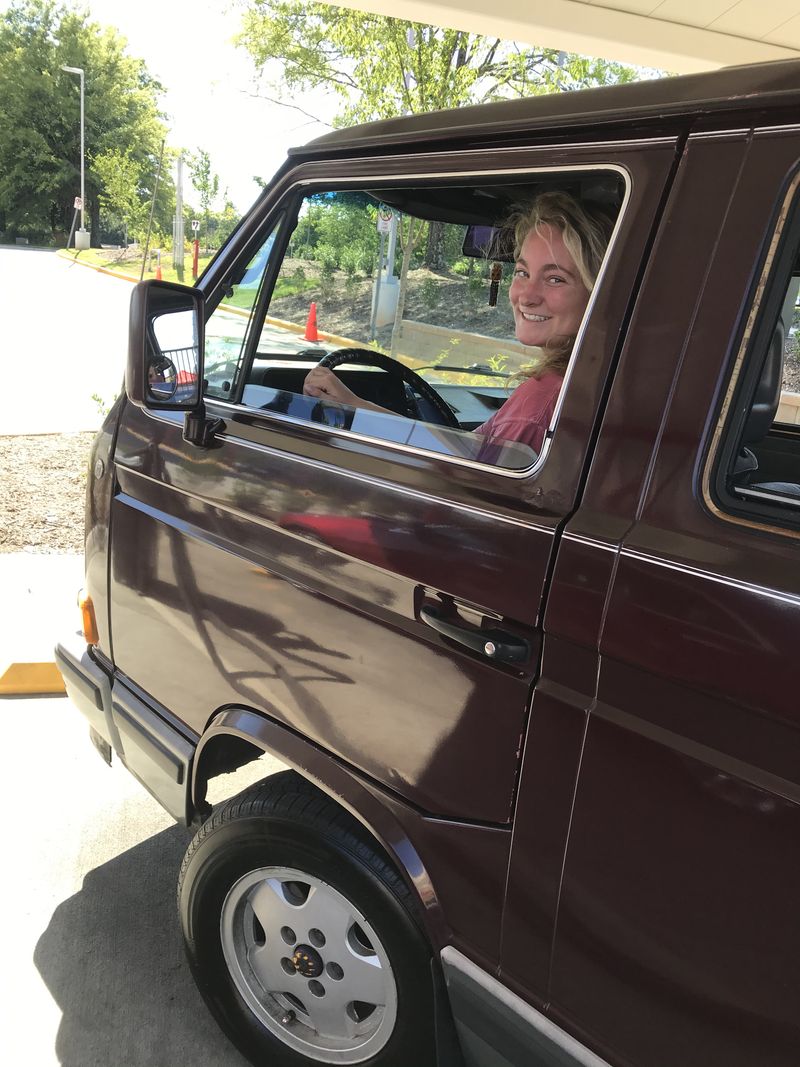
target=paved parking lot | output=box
[5,693,283,1066]
[0,248,130,435]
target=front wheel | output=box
[178,773,437,1066]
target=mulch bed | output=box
[0,433,94,553]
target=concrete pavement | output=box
[3,692,281,1066]
[0,245,128,694]
[0,248,293,1065]
[0,247,130,435]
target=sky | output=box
[5,1,656,218]
[71,0,338,213]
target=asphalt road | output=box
[0,247,133,435]
[5,693,284,1066]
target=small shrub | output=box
[487,353,509,374]
[345,273,361,309]
[358,252,374,276]
[341,247,361,278]
[91,391,118,416]
[318,260,337,301]
[466,274,485,308]
[420,277,439,311]
[316,244,339,271]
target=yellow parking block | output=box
[0,662,65,696]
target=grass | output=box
[60,249,321,300]
[59,247,214,284]
[218,271,320,312]
[273,274,318,300]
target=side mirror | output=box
[127,280,205,411]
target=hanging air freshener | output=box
[488,261,503,307]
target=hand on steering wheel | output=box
[312,348,459,428]
[303,364,361,407]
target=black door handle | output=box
[419,604,530,664]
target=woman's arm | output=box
[303,365,392,415]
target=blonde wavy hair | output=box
[505,190,614,379]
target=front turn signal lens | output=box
[78,589,99,646]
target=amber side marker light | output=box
[79,590,99,646]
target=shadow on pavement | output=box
[34,823,250,1067]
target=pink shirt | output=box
[476,372,563,456]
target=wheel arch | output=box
[193,706,444,943]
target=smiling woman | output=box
[475,191,614,454]
[300,188,615,458]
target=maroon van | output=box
[57,59,800,1067]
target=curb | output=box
[57,249,138,284]
[0,554,82,699]
[0,662,65,696]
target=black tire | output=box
[178,772,437,1066]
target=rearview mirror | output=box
[462,224,514,261]
[127,280,205,410]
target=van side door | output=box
[108,139,677,975]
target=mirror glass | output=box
[147,308,200,404]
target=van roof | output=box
[294,59,800,157]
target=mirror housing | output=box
[462,224,514,261]
[127,280,205,411]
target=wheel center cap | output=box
[292,944,324,978]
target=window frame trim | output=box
[207,162,631,480]
[204,208,292,402]
[703,166,800,536]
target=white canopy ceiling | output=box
[322,0,800,73]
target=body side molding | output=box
[442,946,612,1067]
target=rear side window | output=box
[713,181,800,528]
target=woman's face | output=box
[509,225,590,348]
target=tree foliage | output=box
[237,1,641,127]
[93,148,147,242]
[188,149,221,249]
[183,189,240,252]
[292,192,378,275]
[0,0,171,244]
[236,2,646,265]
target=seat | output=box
[733,316,784,481]
[739,313,800,503]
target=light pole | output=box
[61,65,89,249]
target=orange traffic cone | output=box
[304,302,319,342]
[155,250,162,281]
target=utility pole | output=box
[140,139,165,282]
[173,153,185,282]
[61,66,89,249]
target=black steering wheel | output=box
[318,347,460,429]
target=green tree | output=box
[237,3,646,264]
[93,147,147,245]
[297,192,377,269]
[238,4,641,123]
[0,0,171,245]
[189,148,220,250]
[213,193,241,247]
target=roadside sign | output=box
[73,196,82,209]
[191,219,200,232]
[376,205,393,235]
